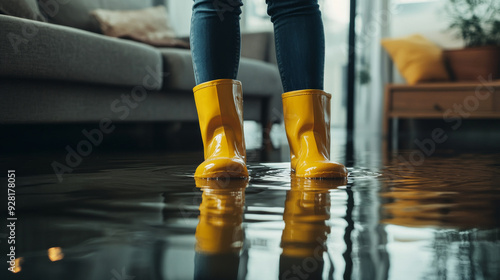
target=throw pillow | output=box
[91,5,189,49]
[38,0,154,33]
[0,0,46,21]
[381,34,450,85]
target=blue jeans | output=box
[190,0,325,92]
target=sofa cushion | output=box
[0,0,46,21]
[0,15,163,89]
[1,78,269,124]
[38,0,154,33]
[241,32,275,64]
[160,48,282,96]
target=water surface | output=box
[2,148,499,280]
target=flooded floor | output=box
[1,131,499,280]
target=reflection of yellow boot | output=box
[281,177,344,257]
[194,179,247,280]
[279,178,345,279]
[194,79,248,178]
[194,178,247,254]
[282,90,347,178]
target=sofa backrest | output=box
[38,0,160,33]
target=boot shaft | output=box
[194,79,246,160]
[282,90,331,168]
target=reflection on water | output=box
[1,151,499,280]
[381,155,500,229]
[279,178,346,280]
[194,179,247,280]
[379,154,500,280]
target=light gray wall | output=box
[166,0,192,36]
[390,0,463,48]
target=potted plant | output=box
[444,0,500,81]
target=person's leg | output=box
[267,0,347,178]
[190,0,248,178]
[191,0,243,84]
[266,0,325,92]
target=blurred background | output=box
[3,0,499,156]
[1,1,500,280]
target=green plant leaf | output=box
[445,0,500,47]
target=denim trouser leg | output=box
[190,0,324,91]
[267,0,325,92]
[191,0,243,85]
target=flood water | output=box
[2,136,500,280]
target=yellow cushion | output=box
[381,34,450,85]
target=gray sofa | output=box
[0,0,282,127]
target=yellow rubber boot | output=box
[282,90,348,178]
[194,79,248,178]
